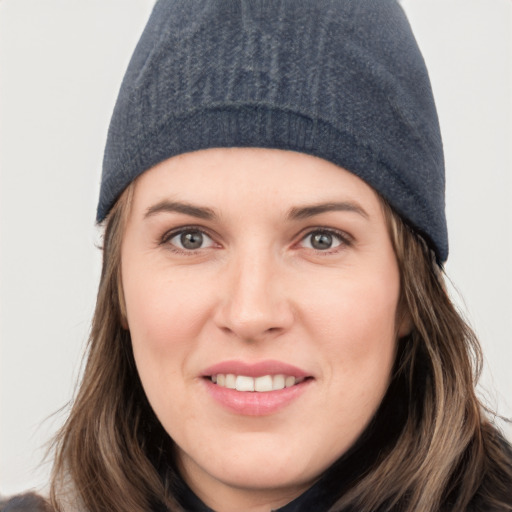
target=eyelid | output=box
[158,224,352,254]
[160,225,219,252]
[296,227,353,252]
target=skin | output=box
[121,148,409,512]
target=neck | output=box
[177,452,316,512]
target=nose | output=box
[214,249,294,342]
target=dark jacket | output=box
[0,492,51,512]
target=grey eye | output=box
[180,231,203,249]
[169,230,214,250]
[301,230,343,251]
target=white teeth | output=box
[285,376,296,388]
[225,374,236,389]
[273,374,285,390]
[211,373,303,392]
[236,375,254,392]
[254,375,273,392]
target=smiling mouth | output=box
[208,374,308,392]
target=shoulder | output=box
[0,492,52,512]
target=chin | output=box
[179,430,339,494]
[210,459,316,493]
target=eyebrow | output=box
[144,199,368,221]
[287,201,369,220]
[144,200,216,220]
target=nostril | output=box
[213,283,294,341]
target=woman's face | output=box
[121,148,408,510]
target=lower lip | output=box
[203,378,312,416]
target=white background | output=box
[1,0,511,497]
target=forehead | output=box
[130,148,383,218]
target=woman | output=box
[4,1,512,511]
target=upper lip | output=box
[201,360,310,378]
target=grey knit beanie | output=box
[99,0,448,262]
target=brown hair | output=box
[50,183,181,512]
[49,186,512,512]
[328,204,512,511]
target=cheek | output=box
[124,268,209,352]
[305,267,399,344]
[122,269,211,428]
[301,265,400,398]
[121,262,214,415]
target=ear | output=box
[394,289,413,339]
[118,276,129,330]
[396,307,413,339]
[120,311,129,330]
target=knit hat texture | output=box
[99,0,448,262]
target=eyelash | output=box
[160,226,218,255]
[160,226,353,254]
[299,228,352,251]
